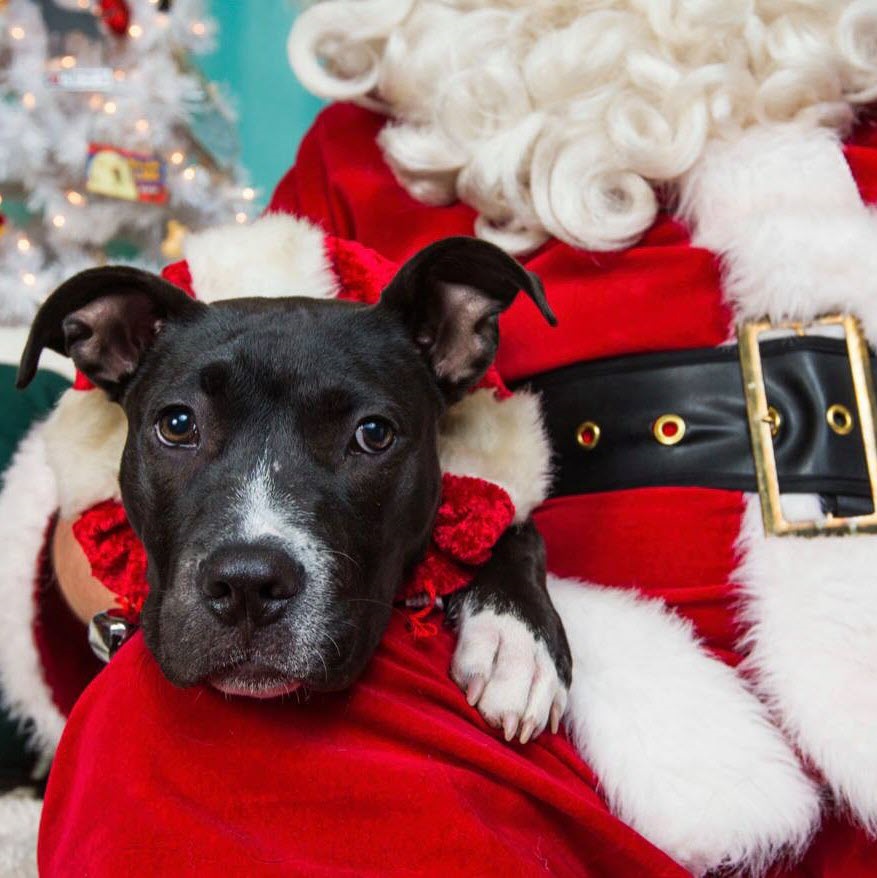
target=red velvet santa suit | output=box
[19,102,877,875]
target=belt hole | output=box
[653,414,686,446]
[827,404,854,436]
[576,421,601,451]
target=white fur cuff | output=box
[549,576,819,876]
[0,424,66,756]
[439,388,552,521]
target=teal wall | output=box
[199,2,324,206]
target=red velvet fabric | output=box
[32,517,104,718]
[39,104,877,875]
[40,627,687,878]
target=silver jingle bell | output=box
[88,611,139,663]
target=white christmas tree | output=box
[0,0,257,325]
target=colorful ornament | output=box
[98,0,130,36]
[160,219,189,260]
[45,67,117,92]
[86,143,168,204]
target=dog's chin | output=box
[208,662,301,700]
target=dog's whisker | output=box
[323,549,363,573]
[317,649,329,683]
[324,632,342,659]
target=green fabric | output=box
[0,364,70,472]
[0,364,70,787]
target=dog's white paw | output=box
[451,606,568,743]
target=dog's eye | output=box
[156,407,199,447]
[353,418,395,454]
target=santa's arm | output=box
[680,125,877,835]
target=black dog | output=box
[19,237,571,742]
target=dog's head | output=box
[19,237,552,696]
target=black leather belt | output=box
[516,335,877,517]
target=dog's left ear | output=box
[17,265,205,398]
[379,237,555,400]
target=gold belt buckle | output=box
[738,314,877,536]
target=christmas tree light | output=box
[0,0,258,324]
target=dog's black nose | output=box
[199,544,302,628]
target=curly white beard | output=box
[289,0,877,254]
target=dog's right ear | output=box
[378,237,555,402]
[17,265,205,398]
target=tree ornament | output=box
[46,67,117,93]
[86,144,169,204]
[0,0,243,325]
[98,0,130,36]
[160,219,189,260]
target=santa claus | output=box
[2,1,877,875]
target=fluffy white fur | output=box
[679,125,877,343]
[184,213,338,302]
[290,0,877,254]
[548,575,820,876]
[0,791,40,878]
[0,425,66,755]
[736,495,877,832]
[681,121,877,831]
[438,388,551,520]
[42,388,126,518]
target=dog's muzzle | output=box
[198,543,304,629]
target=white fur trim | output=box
[736,494,877,831]
[0,791,40,878]
[184,213,338,303]
[438,388,551,521]
[681,123,877,831]
[548,575,820,876]
[0,425,66,755]
[679,126,877,343]
[42,389,126,518]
